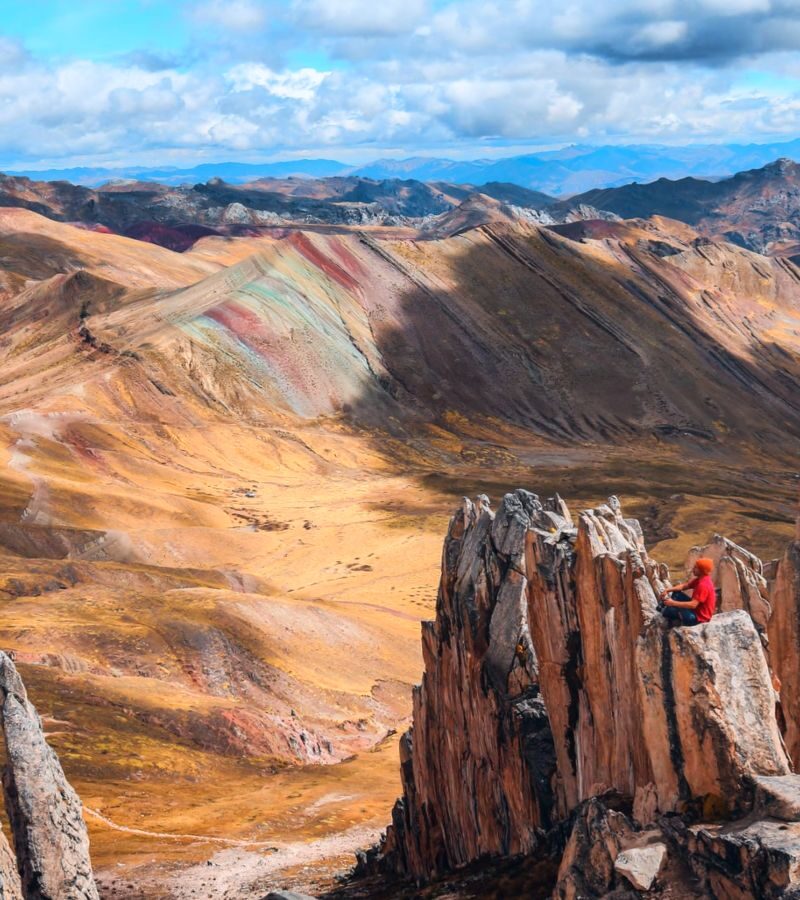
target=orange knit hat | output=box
[695,557,713,575]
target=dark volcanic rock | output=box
[0,652,98,899]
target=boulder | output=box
[614,844,666,891]
[753,774,800,822]
[0,652,98,900]
[638,609,790,817]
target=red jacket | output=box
[688,575,716,623]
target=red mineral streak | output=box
[288,230,360,293]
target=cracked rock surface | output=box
[363,490,800,897]
[0,652,98,900]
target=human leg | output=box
[661,593,698,626]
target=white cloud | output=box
[226,63,330,99]
[633,20,688,49]
[4,1,800,166]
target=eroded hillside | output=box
[0,207,798,894]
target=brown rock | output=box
[663,813,800,898]
[0,652,98,899]
[369,490,796,887]
[638,609,790,818]
[753,774,800,822]
[768,535,800,766]
[685,525,800,770]
[554,798,636,899]
[378,493,558,877]
[0,830,22,900]
[525,499,666,818]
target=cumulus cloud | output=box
[2,0,800,165]
[419,0,800,63]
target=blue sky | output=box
[1,0,799,168]
[3,2,186,60]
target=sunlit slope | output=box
[0,214,799,888]
[80,218,800,450]
[0,208,219,288]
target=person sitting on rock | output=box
[659,558,716,626]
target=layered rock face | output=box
[0,652,98,899]
[768,518,800,766]
[375,494,557,875]
[371,489,800,895]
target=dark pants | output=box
[661,591,698,626]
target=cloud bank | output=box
[2,0,800,166]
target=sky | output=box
[1,0,800,169]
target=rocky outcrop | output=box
[368,489,800,895]
[554,798,638,898]
[767,520,800,766]
[375,494,557,876]
[554,790,800,899]
[691,524,800,770]
[0,831,23,900]
[637,609,790,817]
[661,814,800,898]
[0,652,98,899]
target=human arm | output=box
[664,595,699,609]
[659,578,694,600]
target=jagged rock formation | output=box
[375,494,557,875]
[768,517,800,766]
[0,652,98,899]
[553,157,800,253]
[0,831,23,900]
[368,490,800,896]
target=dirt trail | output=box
[164,825,381,899]
[91,806,380,900]
[85,807,278,848]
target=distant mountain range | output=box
[0,172,557,250]
[9,138,800,194]
[560,157,800,254]
[2,157,800,255]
